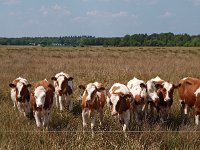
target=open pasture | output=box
[0,46,200,149]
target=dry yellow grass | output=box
[1,46,200,149]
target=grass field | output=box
[1,46,200,149]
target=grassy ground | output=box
[1,46,200,149]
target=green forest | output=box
[1,32,200,47]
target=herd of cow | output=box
[8,72,200,136]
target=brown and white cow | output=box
[127,77,147,125]
[79,82,106,136]
[146,76,176,123]
[106,83,132,135]
[177,77,200,125]
[30,79,54,130]
[9,77,32,118]
[51,72,74,112]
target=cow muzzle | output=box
[17,96,23,102]
[111,110,118,116]
[58,90,63,95]
[86,100,93,107]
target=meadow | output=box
[0,46,200,149]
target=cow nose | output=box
[36,103,43,108]
[58,90,62,95]
[111,111,118,116]
[154,98,159,102]
[164,98,170,101]
[18,96,22,102]
[86,100,92,106]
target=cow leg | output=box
[99,108,103,126]
[34,111,42,129]
[48,110,52,123]
[195,114,199,125]
[181,102,188,124]
[82,109,88,133]
[43,111,49,130]
[58,95,64,112]
[134,108,141,126]
[122,110,130,138]
[24,101,31,118]
[66,94,73,112]
[17,102,24,115]
[90,110,96,137]
[147,102,154,122]
[159,107,167,123]
[54,94,59,108]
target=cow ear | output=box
[106,90,111,98]
[78,85,86,90]
[51,77,57,81]
[173,84,179,89]
[155,83,163,89]
[9,83,16,88]
[97,87,105,92]
[140,83,146,89]
[68,77,74,81]
[48,84,55,91]
[27,84,32,88]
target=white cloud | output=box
[86,10,100,16]
[159,11,172,18]
[86,10,135,18]
[39,4,71,17]
[112,11,128,17]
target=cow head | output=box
[33,86,46,109]
[107,92,131,116]
[155,81,176,102]
[51,75,73,96]
[79,83,105,107]
[147,80,160,102]
[9,81,31,102]
[131,83,147,105]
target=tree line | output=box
[1,33,200,47]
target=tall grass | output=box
[0,46,200,149]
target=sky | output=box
[0,0,200,37]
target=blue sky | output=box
[0,0,200,37]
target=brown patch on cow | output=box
[9,79,31,103]
[115,95,131,114]
[81,84,106,111]
[111,86,121,94]
[178,77,200,108]
[53,75,73,96]
[134,95,144,104]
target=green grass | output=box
[1,46,200,149]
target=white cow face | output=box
[159,81,174,102]
[85,83,97,102]
[34,86,46,108]
[9,82,31,102]
[130,83,147,104]
[107,93,120,116]
[146,80,159,101]
[51,75,68,95]
[79,83,105,107]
